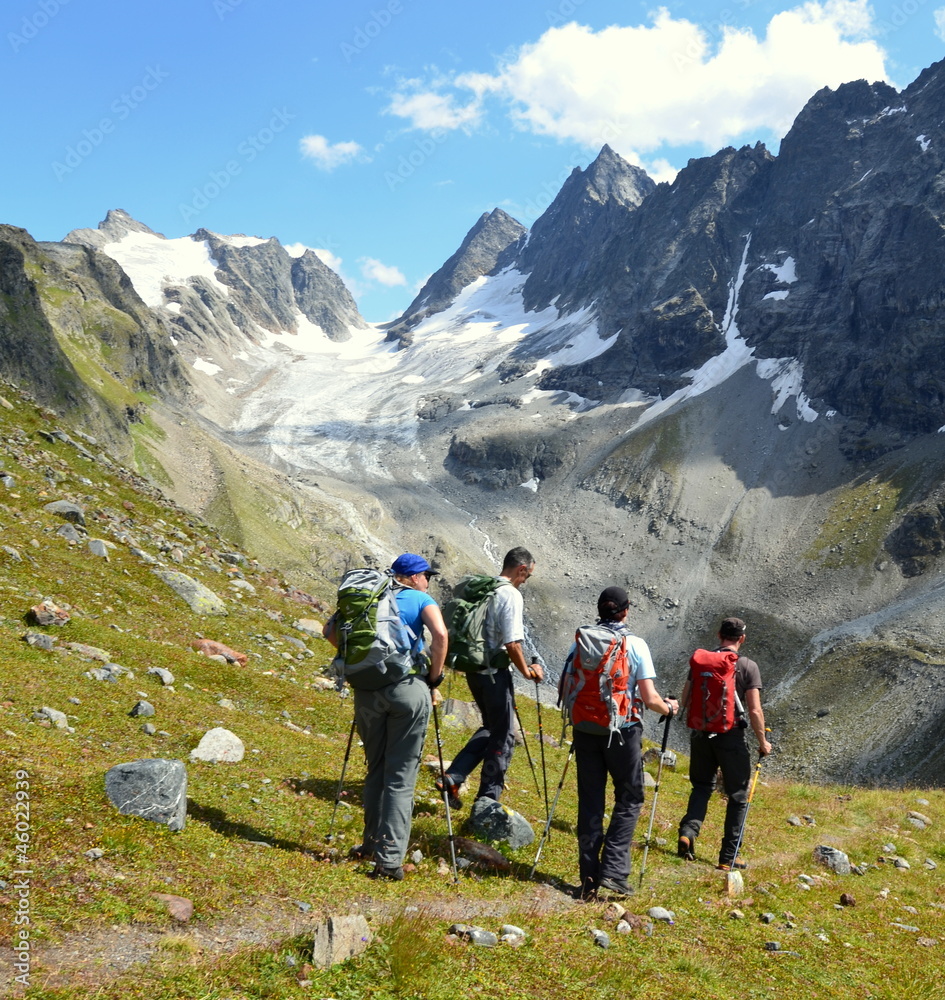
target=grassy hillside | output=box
[0,382,942,998]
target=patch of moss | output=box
[805,476,901,569]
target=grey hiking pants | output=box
[353,675,431,868]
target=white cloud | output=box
[299,134,367,170]
[935,7,945,41]
[384,2,889,167]
[386,87,482,132]
[359,257,407,287]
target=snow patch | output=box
[520,478,539,492]
[763,290,790,301]
[164,302,181,314]
[401,374,425,384]
[760,256,797,284]
[756,358,818,423]
[193,358,223,376]
[101,230,230,308]
[213,233,269,248]
[917,134,931,152]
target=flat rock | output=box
[153,569,227,615]
[105,759,187,831]
[192,639,247,665]
[440,698,483,730]
[190,727,244,763]
[453,836,511,871]
[153,893,193,922]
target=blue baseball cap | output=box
[391,553,436,576]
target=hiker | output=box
[562,586,677,898]
[677,616,772,871]
[438,547,543,807]
[324,553,447,880]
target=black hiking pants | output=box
[447,667,515,802]
[574,724,644,895]
[678,728,751,866]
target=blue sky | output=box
[2,0,942,321]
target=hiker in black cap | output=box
[562,587,677,898]
[677,617,772,871]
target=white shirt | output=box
[484,578,523,650]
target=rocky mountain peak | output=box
[386,207,527,343]
[64,208,164,249]
[582,143,655,208]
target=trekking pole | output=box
[528,739,575,880]
[731,733,770,865]
[431,698,459,883]
[513,698,543,799]
[326,716,357,841]
[532,658,550,828]
[638,707,674,887]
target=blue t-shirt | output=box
[395,586,436,656]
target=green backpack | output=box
[328,568,416,690]
[443,575,511,672]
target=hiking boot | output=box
[677,836,695,861]
[597,876,634,898]
[716,859,748,871]
[368,864,405,881]
[435,775,463,809]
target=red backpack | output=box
[686,648,740,732]
[559,624,631,739]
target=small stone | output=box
[190,727,244,763]
[129,701,155,718]
[894,857,911,870]
[449,924,498,947]
[410,849,423,865]
[730,909,745,919]
[923,859,937,870]
[647,907,675,923]
[217,699,237,711]
[917,938,939,947]
[85,848,105,859]
[882,843,897,854]
[141,723,156,735]
[726,870,745,896]
[38,706,70,729]
[839,893,855,907]
[615,919,632,934]
[153,893,193,922]
[148,667,175,686]
[908,811,932,826]
[813,845,851,875]
[803,815,816,826]
[890,922,920,932]
[760,912,776,923]
[590,928,610,949]
[764,941,781,952]
[603,901,626,923]
[787,815,802,827]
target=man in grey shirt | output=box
[439,547,543,804]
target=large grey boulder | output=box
[44,500,86,526]
[105,759,187,831]
[467,796,534,849]
[312,914,373,967]
[190,727,244,763]
[153,570,227,615]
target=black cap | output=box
[598,586,630,617]
[719,617,747,638]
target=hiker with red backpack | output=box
[677,617,772,871]
[560,587,678,899]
